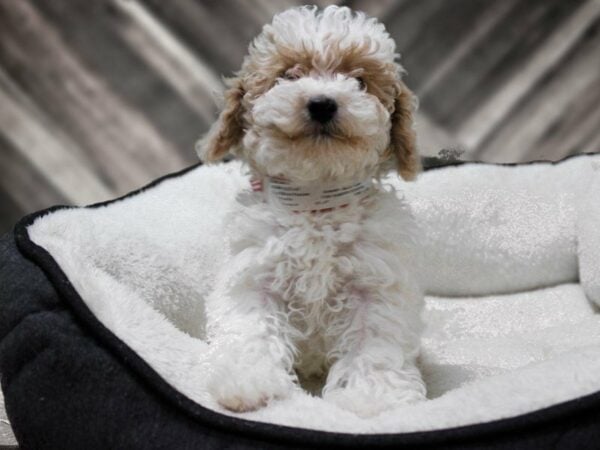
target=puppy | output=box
[198,6,425,418]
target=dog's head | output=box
[197,6,420,183]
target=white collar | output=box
[251,175,374,213]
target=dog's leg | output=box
[322,285,426,417]
[206,267,298,412]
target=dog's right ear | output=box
[388,80,421,181]
[196,77,245,163]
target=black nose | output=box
[307,96,337,124]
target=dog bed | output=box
[1,153,600,449]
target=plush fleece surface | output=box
[579,165,600,306]
[26,155,600,434]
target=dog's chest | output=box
[263,220,357,306]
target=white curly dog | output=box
[198,5,426,418]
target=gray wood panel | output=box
[420,0,584,128]
[0,1,187,193]
[0,0,598,235]
[30,0,214,159]
[477,15,600,162]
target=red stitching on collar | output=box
[249,178,367,214]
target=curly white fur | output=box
[201,5,426,417]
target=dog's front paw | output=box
[323,385,425,418]
[208,355,295,412]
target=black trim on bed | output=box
[2,153,600,449]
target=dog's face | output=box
[198,6,420,183]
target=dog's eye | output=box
[281,65,302,81]
[356,77,366,90]
[282,70,301,81]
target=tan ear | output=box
[388,81,421,180]
[196,77,245,163]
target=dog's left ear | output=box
[196,77,245,163]
[388,81,421,180]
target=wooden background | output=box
[1,0,599,236]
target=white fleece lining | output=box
[578,167,600,306]
[27,156,600,434]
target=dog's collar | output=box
[250,175,373,213]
